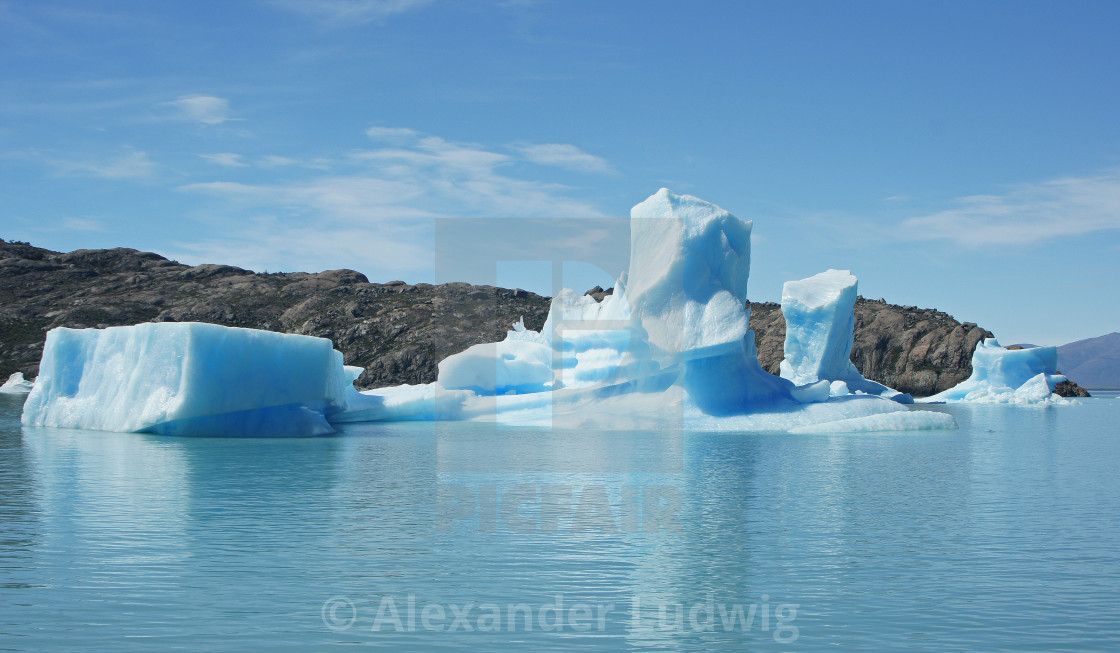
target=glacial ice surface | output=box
[22,322,353,436]
[0,372,34,394]
[919,339,1071,405]
[779,269,912,403]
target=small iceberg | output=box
[919,339,1071,405]
[0,372,34,394]
[779,269,912,403]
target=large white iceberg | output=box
[920,339,1070,404]
[338,189,952,433]
[22,322,354,436]
[0,372,34,394]
[779,269,912,403]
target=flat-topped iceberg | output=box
[779,269,912,403]
[0,372,34,394]
[919,339,1070,404]
[22,322,354,436]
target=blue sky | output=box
[2,0,1118,346]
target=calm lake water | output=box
[2,391,1118,651]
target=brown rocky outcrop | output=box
[1052,380,1091,397]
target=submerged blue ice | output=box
[23,189,960,436]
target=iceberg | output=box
[0,372,34,394]
[22,322,353,436]
[779,269,912,403]
[919,339,1070,404]
[337,189,953,433]
[437,318,555,395]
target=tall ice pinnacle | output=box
[780,269,860,385]
[626,188,754,361]
[779,269,912,402]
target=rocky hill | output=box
[0,238,1086,397]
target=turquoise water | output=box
[2,392,1119,651]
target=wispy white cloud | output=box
[351,135,514,180]
[61,218,107,232]
[365,126,422,143]
[258,154,297,167]
[901,170,1120,245]
[0,78,169,122]
[164,95,239,125]
[53,148,156,179]
[515,143,614,174]
[167,220,433,276]
[199,152,248,167]
[182,177,431,220]
[173,127,608,275]
[183,129,605,218]
[266,0,436,25]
